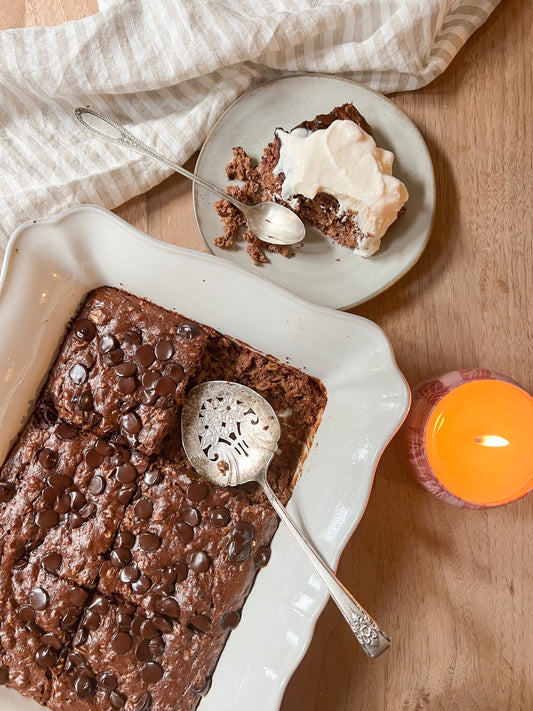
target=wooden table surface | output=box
[2,2,532,710]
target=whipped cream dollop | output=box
[273,120,409,256]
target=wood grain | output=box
[2,1,532,710]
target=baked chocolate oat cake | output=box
[0,286,326,711]
[215,103,408,264]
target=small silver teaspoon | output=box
[74,108,305,247]
[181,381,391,658]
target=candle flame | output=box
[475,435,510,448]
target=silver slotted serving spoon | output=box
[74,107,305,246]
[181,381,391,658]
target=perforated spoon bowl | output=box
[74,108,305,246]
[181,380,391,658]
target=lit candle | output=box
[405,370,533,508]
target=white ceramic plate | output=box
[0,205,410,711]
[193,74,435,311]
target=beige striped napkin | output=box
[0,0,500,254]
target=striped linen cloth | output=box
[0,0,500,253]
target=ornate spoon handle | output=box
[260,473,390,657]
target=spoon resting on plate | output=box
[181,380,391,658]
[74,108,305,247]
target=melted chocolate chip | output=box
[186,481,208,503]
[68,586,89,606]
[140,619,158,640]
[18,604,35,623]
[85,448,105,470]
[69,363,88,384]
[73,670,97,698]
[138,532,160,552]
[131,574,151,594]
[75,319,96,341]
[118,376,137,394]
[160,567,176,585]
[117,485,136,505]
[38,447,58,469]
[115,530,135,549]
[157,597,180,619]
[60,608,80,631]
[110,691,127,709]
[123,329,142,345]
[155,376,176,397]
[175,521,194,544]
[116,361,137,377]
[155,340,173,361]
[100,334,117,353]
[72,627,88,647]
[221,610,241,630]
[138,388,158,406]
[96,439,115,456]
[69,512,84,529]
[210,507,231,527]
[144,469,162,486]
[181,507,201,527]
[152,616,173,634]
[97,671,118,691]
[83,609,101,631]
[121,412,141,434]
[189,613,211,633]
[89,595,110,615]
[35,645,59,668]
[175,562,188,582]
[135,640,152,662]
[41,633,62,650]
[102,348,124,367]
[48,473,72,491]
[117,611,133,631]
[177,322,200,339]
[35,508,59,530]
[141,661,163,684]
[56,422,77,439]
[134,345,155,368]
[141,370,161,389]
[116,463,137,484]
[111,631,133,654]
[134,498,153,520]
[233,521,255,544]
[227,540,252,563]
[110,548,132,568]
[189,551,210,573]
[70,490,86,510]
[41,551,62,572]
[167,364,185,383]
[254,546,271,567]
[0,481,16,503]
[79,391,94,412]
[79,501,97,519]
[120,564,140,583]
[133,692,152,711]
[88,475,106,495]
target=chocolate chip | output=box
[72,627,87,647]
[79,501,97,519]
[177,322,200,339]
[110,448,130,467]
[123,329,142,345]
[100,334,117,353]
[110,691,127,709]
[118,376,137,394]
[175,521,194,544]
[134,498,153,520]
[41,551,62,573]
[117,611,133,631]
[117,485,136,505]
[211,507,231,527]
[131,574,151,594]
[233,521,255,544]
[110,548,132,568]
[138,388,158,406]
[221,610,241,630]
[133,692,152,711]
[175,562,188,582]
[96,439,115,456]
[68,586,89,606]
[167,364,185,383]
[140,619,158,640]
[56,422,77,439]
[102,348,124,366]
[152,616,172,634]
[135,640,152,662]
[89,595,110,615]
[83,609,101,631]
[181,507,201,527]
[69,512,84,529]
[111,631,133,654]
[38,447,58,469]
[0,664,9,685]
[18,604,35,623]
[73,670,97,698]
[41,633,62,650]
[141,661,163,684]
[144,469,162,486]
[160,567,176,585]
[189,551,210,573]
[97,671,118,691]
[48,473,72,491]
[0,481,16,503]
[120,564,140,583]
[186,481,208,503]
[138,532,160,552]
[35,645,59,668]
[60,608,80,631]
[228,539,252,562]
[254,546,271,567]
[69,363,88,384]
[189,613,211,633]
[141,370,161,389]
[155,376,175,397]
[157,597,180,619]
[88,475,106,495]
[53,493,70,514]
[116,462,137,484]
[134,345,155,368]
[79,391,94,411]
[121,412,141,434]
[75,319,96,341]
[35,508,59,530]
[155,340,173,361]
[115,530,135,549]
[116,361,137,377]
[70,490,86,510]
